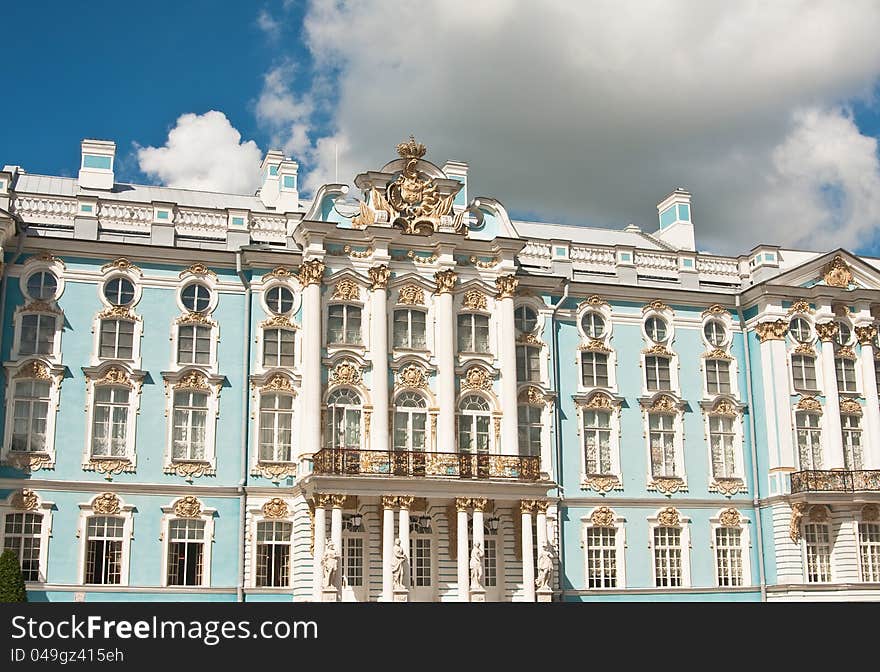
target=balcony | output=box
[790,470,880,494]
[313,448,542,481]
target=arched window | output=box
[393,392,427,452]
[325,389,362,450]
[458,395,491,453]
[259,392,294,462]
[517,404,542,456]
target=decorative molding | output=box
[579,338,612,354]
[163,461,215,482]
[517,332,544,347]
[462,290,488,311]
[97,305,140,321]
[15,361,52,380]
[101,258,141,276]
[251,462,296,483]
[789,502,808,542]
[520,386,548,406]
[576,393,615,411]
[297,260,325,287]
[815,321,838,342]
[260,374,296,394]
[710,478,745,496]
[3,452,54,473]
[643,300,671,314]
[651,478,686,495]
[855,325,878,346]
[174,496,202,518]
[520,499,537,514]
[329,360,362,387]
[83,458,134,480]
[708,400,738,417]
[173,371,210,391]
[93,493,121,515]
[94,367,136,389]
[331,278,361,302]
[809,504,829,523]
[10,489,39,511]
[397,284,426,306]
[704,348,733,361]
[836,345,857,360]
[840,398,863,415]
[368,265,391,290]
[262,498,289,519]
[590,507,615,527]
[455,497,470,512]
[260,314,296,329]
[657,506,681,527]
[642,344,673,357]
[262,267,296,282]
[175,311,217,326]
[22,300,61,315]
[786,301,814,316]
[580,295,609,309]
[397,364,429,390]
[719,508,742,527]
[471,497,488,512]
[796,396,822,412]
[822,255,853,288]
[755,320,787,342]
[647,395,679,414]
[468,255,499,269]
[460,367,492,391]
[862,504,880,522]
[180,263,217,280]
[494,275,518,300]
[793,343,816,356]
[433,269,457,294]
[702,304,730,318]
[345,245,373,259]
[583,475,621,493]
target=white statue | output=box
[391,537,409,590]
[469,541,485,589]
[321,538,339,589]
[535,542,553,591]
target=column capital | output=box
[434,269,458,294]
[297,259,325,286]
[815,320,839,342]
[381,495,398,510]
[495,274,519,299]
[368,264,391,290]
[856,324,878,345]
[316,494,333,508]
[455,497,471,512]
[470,497,488,512]
[520,499,537,515]
[330,494,347,509]
[755,319,787,342]
[397,495,414,510]
[535,500,549,514]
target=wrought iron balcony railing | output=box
[790,470,880,494]
[313,448,542,481]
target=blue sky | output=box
[3,1,880,256]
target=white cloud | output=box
[256,9,281,40]
[137,111,263,194]
[271,0,880,253]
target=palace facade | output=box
[0,136,878,602]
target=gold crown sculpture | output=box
[396,135,427,160]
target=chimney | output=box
[654,188,695,251]
[258,150,284,209]
[276,158,299,212]
[78,139,116,190]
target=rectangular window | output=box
[343,536,363,587]
[586,527,617,588]
[653,526,682,587]
[709,415,737,478]
[91,386,130,457]
[644,356,671,391]
[649,413,677,478]
[3,513,42,581]
[255,520,292,587]
[99,320,134,359]
[714,527,743,587]
[484,537,497,588]
[85,516,124,585]
[841,414,864,470]
[263,328,295,367]
[516,345,541,382]
[172,391,209,460]
[705,359,731,395]
[517,405,542,457]
[791,355,817,391]
[327,305,362,345]
[859,522,880,583]
[393,309,427,349]
[583,410,612,475]
[259,393,293,462]
[803,523,831,583]
[795,412,822,470]
[20,314,56,356]
[457,314,489,353]
[836,357,857,393]
[410,537,432,587]
[177,325,211,365]
[11,380,50,453]
[580,352,609,388]
[166,519,206,586]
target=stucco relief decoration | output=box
[468,255,499,269]
[652,478,685,494]
[462,290,487,311]
[786,301,814,316]
[332,279,360,302]
[93,493,121,515]
[590,507,615,528]
[809,505,829,523]
[164,462,215,482]
[261,314,295,329]
[703,304,730,318]
[719,509,741,527]
[793,343,816,356]
[368,265,391,291]
[397,364,429,390]
[495,275,519,300]
[461,367,492,391]
[823,255,853,288]
[175,311,216,326]
[789,502,808,542]
[344,245,373,259]
[705,348,733,361]
[5,452,54,473]
[839,398,862,415]
[330,360,362,387]
[23,300,61,314]
[755,320,787,342]
[836,345,857,360]
[584,476,620,493]
[815,321,839,342]
[174,371,210,391]
[101,258,141,276]
[261,374,295,393]
[407,249,439,264]
[709,400,737,417]
[657,507,681,527]
[98,305,140,321]
[796,396,822,413]
[712,478,744,496]
[434,269,457,294]
[582,295,609,309]
[862,504,880,522]
[649,395,679,414]
[296,260,325,287]
[643,300,671,315]
[521,386,547,406]
[263,498,289,519]
[580,338,612,353]
[11,489,39,511]
[643,344,673,357]
[174,496,202,518]
[96,367,135,389]
[180,263,217,280]
[855,324,878,345]
[252,462,295,483]
[263,267,295,282]
[579,393,614,411]
[398,284,426,306]
[15,361,52,380]
[85,458,133,480]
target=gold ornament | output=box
[180,263,217,280]
[839,398,862,415]
[657,507,680,527]
[643,300,671,314]
[262,498,289,519]
[584,475,620,493]
[796,396,822,412]
[95,367,134,388]
[471,497,488,512]
[719,508,741,527]
[755,320,788,342]
[383,495,400,510]
[297,260,325,287]
[174,496,202,518]
[709,400,737,417]
[789,502,808,542]
[652,478,685,495]
[462,290,488,311]
[861,504,880,522]
[16,361,51,380]
[398,364,429,390]
[397,284,426,305]
[10,489,39,511]
[461,367,492,391]
[174,371,210,391]
[330,360,362,386]
[252,462,296,483]
[590,507,615,527]
[331,279,360,302]
[648,395,678,413]
[786,301,814,316]
[97,305,139,320]
[822,255,853,288]
[495,275,519,300]
[815,321,838,342]
[368,265,391,290]
[520,499,536,514]
[434,269,458,294]
[855,325,878,346]
[93,493,121,515]
[261,374,295,393]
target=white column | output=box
[398,496,412,588]
[456,497,470,601]
[857,326,880,468]
[496,275,519,456]
[298,260,324,467]
[472,498,486,555]
[755,323,783,471]
[312,496,327,600]
[330,495,344,594]
[369,266,390,453]
[535,500,548,556]
[435,270,457,453]
[818,323,845,469]
[521,500,535,602]
[382,496,395,601]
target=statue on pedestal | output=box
[469,541,485,589]
[536,542,554,591]
[322,539,339,589]
[392,537,409,590]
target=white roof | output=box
[512,219,668,250]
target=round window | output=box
[703,319,726,347]
[789,317,812,343]
[581,312,606,339]
[104,277,135,306]
[26,271,58,301]
[835,322,852,347]
[514,305,538,334]
[181,283,212,313]
[645,316,667,343]
[266,286,294,315]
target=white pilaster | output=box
[756,327,782,471]
[382,496,395,601]
[496,275,519,455]
[369,266,390,453]
[456,498,469,601]
[398,496,412,588]
[521,500,536,602]
[435,270,457,453]
[299,260,324,466]
[312,497,327,600]
[770,338,794,468]
[472,498,486,554]
[818,323,845,469]
[330,495,344,594]
[858,327,880,468]
[535,501,548,555]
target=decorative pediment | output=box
[580,295,609,310]
[590,507,615,528]
[719,508,741,527]
[260,374,296,394]
[175,312,217,326]
[580,338,612,353]
[98,305,140,321]
[262,498,289,519]
[796,396,822,412]
[101,258,142,277]
[262,267,296,282]
[786,300,814,316]
[657,507,681,527]
[92,492,121,515]
[702,304,730,318]
[642,394,681,414]
[823,255,853,288]
[576,393,617,411]
[519,386,549,406]
[840,398,862,415]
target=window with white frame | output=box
[26,271,58,301]
[835,356,857,393]
[789,317,812,343]
[875,358,880,393]
[841,413,864,470]
[98,319,134,360]
[84,516,125,585]
[393,392,427,452]
[705,359,731,395]
[835,321,852,347]
[517,404,542,457]
[410,536,432,587]
[645,356,671,391]
[10,380,51,453]
[516,344,541,382]
[581,312,606,339]
[709,414,737,478]
[791,354,818,392]
[653,526,683,587]
[103,277,135,307]
[458,395,491,453]
[181,283,212,313]
[263,328,295,367]
[265,286,294,315]
[19,314,57,356]
[342,535,363,587]
[645,316,668,343]
[255,520,292,587]
[259,393,294,462]
[649,412,677,478]
[515,305,539,335]
[3,512,43,581]
[91,386,130,458]
[325,388,362,450]
[585,526,618,588]
[714,527,743,587]
[393,309,427,349]
[795,411,822,470]
[803,522,831,583]
[172,391,209,460]
[483,520,498,587]
[581,351,609,388]
[858,520,880,582]
[177,324,211,365]
[583,408,612,475]
[166,519,206,586]
[703,319,727,347]
[327,304,362,345]
[457,313,489,353]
